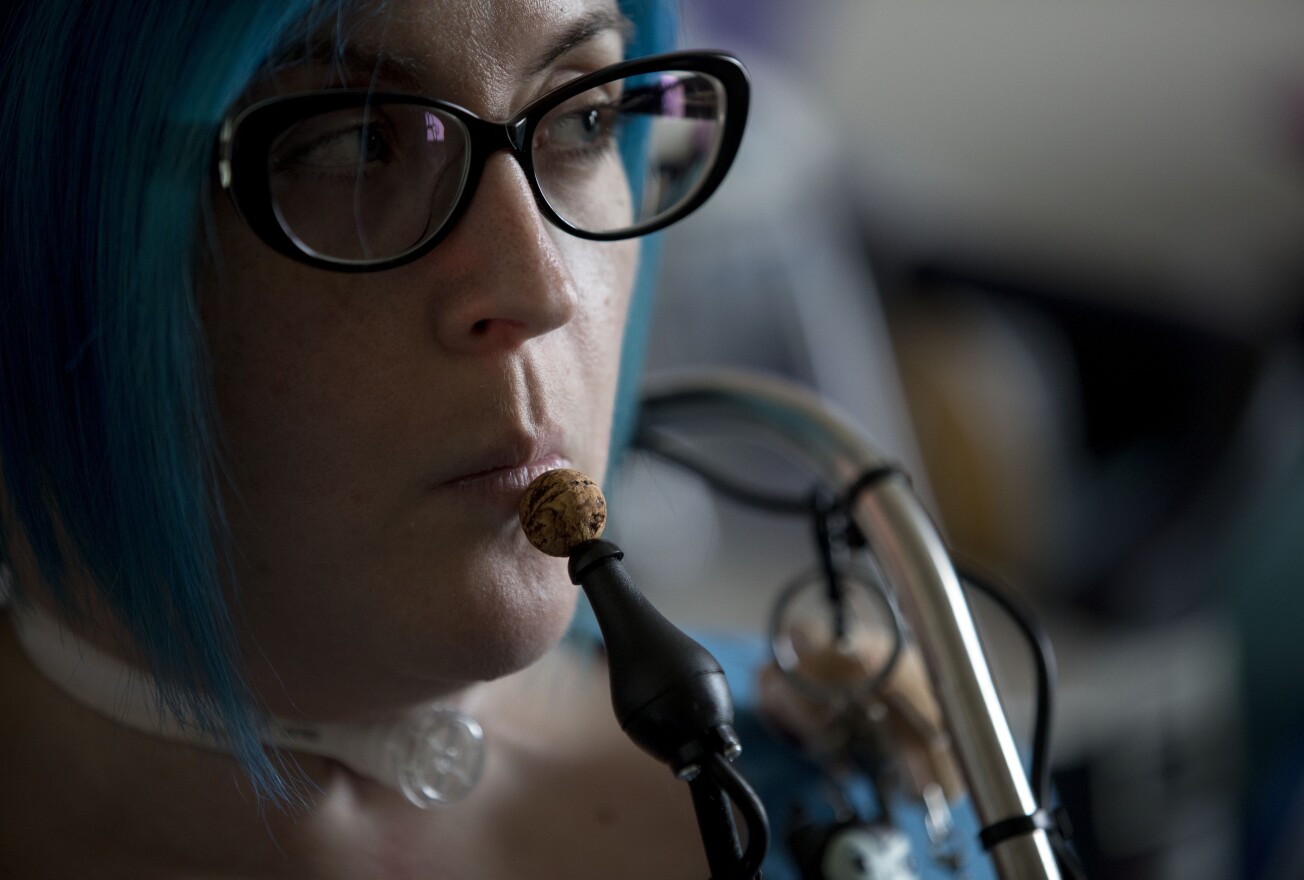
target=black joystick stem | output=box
[519,470,768,880]
[567,539,738,773]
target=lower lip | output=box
[441,455,571,506]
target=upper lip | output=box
[435,424,568,487]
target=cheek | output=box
[206,287,379,493]
[564,236,639,430]
[201,219,423,559]
[569,237,639,357]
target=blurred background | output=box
[611,2,1304,878]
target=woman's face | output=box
[202,0,638,719]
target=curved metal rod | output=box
[640,369,1061,880]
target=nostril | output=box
[471,319,491,335]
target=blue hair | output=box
[0,0,674,803]
[610,0,680,466]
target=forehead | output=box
[272,0,632,114]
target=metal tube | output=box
[640,370,1061,880]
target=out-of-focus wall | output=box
[806,0,1304,335]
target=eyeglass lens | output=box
[266,69,727,262]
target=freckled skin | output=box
[0,0,723,876]
[201,0,637,720]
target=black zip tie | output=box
[978,809,1053,851]
[841,464,909,511]
[978,806,1073,852]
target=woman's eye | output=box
[541,104,617,152]
[275,121,392,171]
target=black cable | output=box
[810,488,848,641]
[689,771,746,879]
[955,563,1085,880]
[954,564,1056,807]
[705,752,770,880]
[634,427,814,516]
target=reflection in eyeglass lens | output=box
[538,71,725,234]
[264,69,726,261]
[269,105,469,261]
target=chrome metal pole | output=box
[640,370,1061,880]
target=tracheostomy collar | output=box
[4,581,485,809]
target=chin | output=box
[241,541,581,720]
[449,592,579,683]
[401,546,581,688]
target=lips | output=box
[433,427,571,499]
[446,452,571,494]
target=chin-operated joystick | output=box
[520,469,769,880]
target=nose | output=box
[427,153,578,355]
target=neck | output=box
[0,608,516,879]
[0,612,296,875]
[5,602,486,808]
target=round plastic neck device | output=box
[2,583,484,809]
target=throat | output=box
[5,602,488,807]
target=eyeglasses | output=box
[216,51,749,272]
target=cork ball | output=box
[518,469,607,557]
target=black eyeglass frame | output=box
[216,50,750,273]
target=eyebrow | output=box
[269,7,636,93]
[525,8,636,77]
[267,42,427,93]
